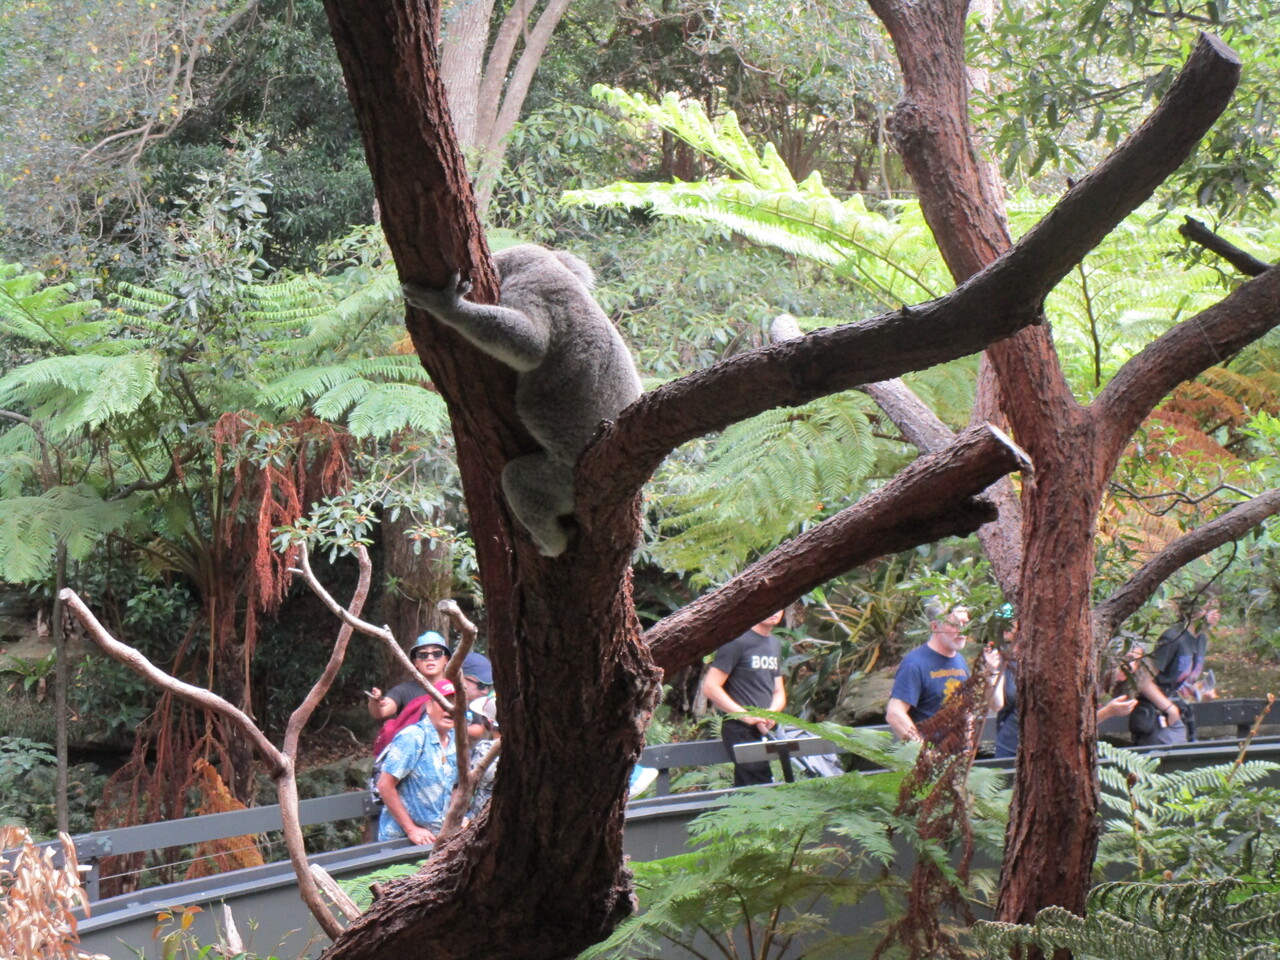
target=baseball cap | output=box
[463,651,493,685]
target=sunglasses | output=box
[413,649,448,660]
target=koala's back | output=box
[494,245,642,464]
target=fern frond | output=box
[591,85,799,188]
[294,271,403,350]
[646,392,890,581]
[0,353,161,437]
[346,383,449,439]
[973,879,1280,959]
[0,486,135,583]
[0,267,102,347]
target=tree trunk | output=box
[319,3,1274,957]
[867,0,1249,928]
[380,509,453,647]
[438,0,496,149]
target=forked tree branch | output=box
[1092,489,1280,638]
[581,35,1243,511]
[646,424,1031,673]
[291,544,452,712]
[61,585,350,939]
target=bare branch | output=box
[291,544,453,713]
[61,585,351,938]
[283,544,373,757]
[645,424,1031,673]
[1180,216,1272,277]
[290,544,396,646]
[436,598,480,843]
[61,588,286,775]
[1092,489,1280,638]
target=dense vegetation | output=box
[2,0,1280,954]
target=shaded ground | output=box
[1212,652,1280,701]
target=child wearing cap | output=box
[467,694,499,817]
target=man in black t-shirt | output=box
[702,611,787,786]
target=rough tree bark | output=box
[319,2,1280,957]
[865,0,1280,931]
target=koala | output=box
[402,244,642,557]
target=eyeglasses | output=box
[413,649,448,660]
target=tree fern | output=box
[582,720,1007,960]
[0,352,161,437]
[1096,740,1280,882]
[0,269,105,350]
[0,486,137,583]
[972,878,1280,960]
[645,392,897,584]
[568,90,948,310]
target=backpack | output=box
[368,695,433,807]
[372,693,433,757]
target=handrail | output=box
[15,697,1272,902]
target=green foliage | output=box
[337,860,428,912]
[645,393,887,584]
[583,723,1008,960]
[0,651,56,694]
[569,88,948,311]
[1096,741,1280,882]
[971,0,1279,215]
[972,879,1280,960]
[0,0,369,274]
[0,735,103,838]
[0,486,136,584]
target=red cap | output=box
[433,679,455,698]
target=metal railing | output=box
[16,697,1276,904]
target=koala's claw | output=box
[402,271,471,313]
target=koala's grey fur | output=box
[402,244,642,557]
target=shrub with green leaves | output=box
[1096,741,1280,882]
[582,724,1009,960]
[972,879,1280,960]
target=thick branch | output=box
[1092,489,1280,638]
[1093,265,1280,462]
[775,317,1024,599]
[1180,216,1272,277]
[583,35,1242,507]
[645,424,1031,673]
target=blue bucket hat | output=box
[409,630,452,658]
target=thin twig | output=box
[1228,693,1276,784]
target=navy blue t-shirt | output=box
[890,644,969,723]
